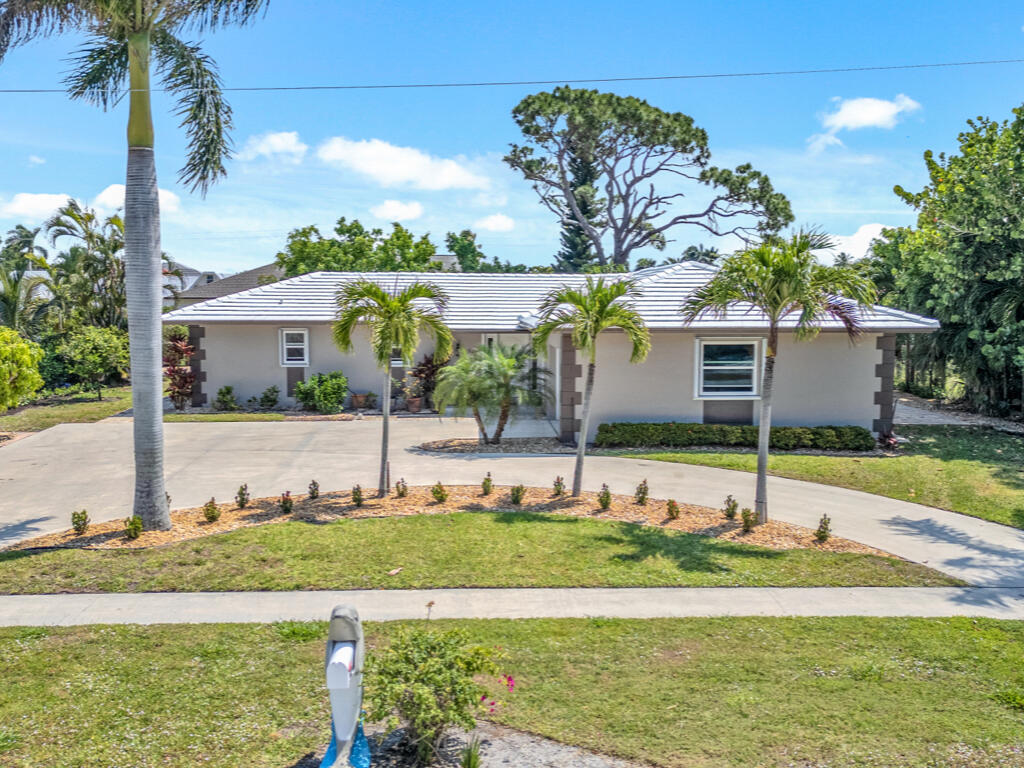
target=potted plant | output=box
[350,392,368,409]
[403,375,424,413]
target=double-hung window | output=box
[695,339,761,398]
[280,328,309,367]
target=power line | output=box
[1,57,1023,94]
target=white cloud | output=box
[27,155,46,166]
[808,94,921,154]
[92,184,181,215]
[0,192,72,220]
[826,223,888,261]
[237,131,308,163]
[317,137,489,190]
[370,199,424,221]
[474,213,515,232]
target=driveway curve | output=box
[2,418,1023,587]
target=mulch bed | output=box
[5,485,894,559]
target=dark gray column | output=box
[188,325,206,406]
[559,334,581,444]
[873,334,897,435]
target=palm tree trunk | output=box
[378,369,391,496]
[125,31,170,531]
[755,350,775,524]
[472,407,490,444]
[490,400,511,444]
[572,360,596,496]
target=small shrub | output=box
[352,484,364,507]
[552,475,565,496]
[994,688,1024,712]
[481,472,493,495]
[258,385,280,409]
[235,483,250,509]
[634,478,649,505]
[202,497,221,523]
[460,738,482,768]
[213,385,240,411]
[71,509,90,536]
[279,491,293,515]
[510,484,526,505]
[395,478,408,498]
[597,483,612,511]
[308,479,320,499]
[741,507,756,533]
[294,371,349,414]
[124,515,142,540]
[815,513,832,542]
[365,627,502,764]
[666,499,680,520]
[431,482,449,503]
[723,495,738,520]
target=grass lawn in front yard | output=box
[2,617,1022,767]
[0,386,133,432]
[624,425,1024,530]
[0,510,957,593]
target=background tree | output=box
[682,231,876,522]
[0,265,48,338]
[681,244,721,265]
[334,280,453,494]
[59,325,129,401]
[506,87,792,268]
[444,230,528,273]
[0,326,43,411]
[0,0,268,530]
[554,140,601,272]
[532,277,650,495]
[277,218,442,276]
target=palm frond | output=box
[64,36,128,109]
[0,0,92,62]
[166,0,269,33]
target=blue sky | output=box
[1,0,1022,272]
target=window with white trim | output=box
[695,339,760,398]
[280,328,309,367]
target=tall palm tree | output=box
[681,231,876,522]
[0,1,268,530]
[2,224,48,269]
[0,265,49,337]
[533,276,651,496]
[334,280,454,495]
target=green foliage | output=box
[460,737,482,768]
[431,482,449,503]
[308,479,319,499]
[57,326,127,400]
[554,139,601,272]
[202,498,220,523]
[235,484,250,509]
[994,687,1024,712]
[481,472,493,495]
[595,422,876,451]
[0,327,44,411]
[276,218,443,277]
[257,385,279,410]
[552,476,565,496]
[272,621,322,643]
[163,336,195,411]
[279,491,293,515]
[445,230,528,273]
[213,385,240,412]
[634,478,649,505]
[723,495,738,520]
[597,483,612,511]
[71,509,89,536]
[666,499,680,520]
[741,507,756,533]
[351,485,364,507]
[293,371,348,414]
[410,354,449,407]
[123,515,142,540]
[365,626,502,764]
[395,478,408,498]
[506,86,792,266]
[510,484,526,505]
[816,513,832,543]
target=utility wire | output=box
[1,57,1023,94]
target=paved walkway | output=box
[3,419,1024,587]
[4,587,1024,626]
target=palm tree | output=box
[681,231,876,523]
[0,266,49,337]
[334,280,454,495]
[533,276,651,496]
[433,348,494,443]
[2,224,48,270]
[1,1,268,530]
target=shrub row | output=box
[594,422,876,451]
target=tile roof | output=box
[163,261,939,333]
[176,262,284,300]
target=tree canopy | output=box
[0,326,43,411]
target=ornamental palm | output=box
[0,0,268,530]
[334,280,454,495]
[433,348,494,443]
[681,231,877,523]
[0,265,49,338]
[533,276,651,496]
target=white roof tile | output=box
[163,262,939,333]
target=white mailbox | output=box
[323,605,365,767]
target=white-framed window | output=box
[279,327,309,367]
[694,338,762,399]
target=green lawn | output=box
[0,511,956,593]
[624,425,1024,529]
[163,412,285,422]
[2,617,1022,767]
[0,386,133,432]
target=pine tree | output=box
[554,146,600,272]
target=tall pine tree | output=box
[554,142,600,272]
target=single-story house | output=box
[161,262,939,442]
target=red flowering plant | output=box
[162,337,195,411]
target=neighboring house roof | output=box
[176,262,284,301]
[162,261,939,333]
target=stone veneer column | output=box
[873,333,896,435]
[559,334,582,444]
[188,325,207,406]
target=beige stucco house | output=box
[162,262,938,442]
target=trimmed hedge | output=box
[594,422,876,452]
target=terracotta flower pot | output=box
[406,396,422,413]
[351,393,368,409]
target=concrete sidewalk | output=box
[4,587,1024,626]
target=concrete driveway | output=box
[3,417,1024,587]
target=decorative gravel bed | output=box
[7,484,894,558]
